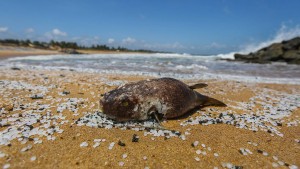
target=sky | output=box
[0,0,300,54]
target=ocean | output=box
[1,53,300,84]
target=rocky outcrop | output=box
[60,48,81,54]
[234,37,300,64]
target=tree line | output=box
[0,38,157,53]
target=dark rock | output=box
[234,37,300,64]
[132,134,139,142]
[30,94,43,99]
[62,90,70,95]
[11,67,21,70]
[118,140,126,146]
[60,48,81,54]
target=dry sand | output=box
[0,67,299,169]
[0,45,62,59]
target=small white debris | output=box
[0,152,6,158]
[194,157,200,161]
[122,154,128,159]
[192,141,199,147]
[207,147,212,151]
[196,150,201,155]
[93,142,100,148]
[144,167,150,169]
[202,151,207,156]
[201,144,206,148]
[80,142,88,147]
[272,162,279,168]
[263,152,269,156]
[213,167,218,169]
[143,156,147,160]
[21,144,33,152]
[108,142,115,150]
[94,139,102,142]
[3,164,10,169]
[273,156,278,161]
[214,153,219,157]
[119,161,124,166]
[289,165,298,169]
[30,156,37,161]
[278,161,284,166]
[226,163,233,168]
[239,148,252,155]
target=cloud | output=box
[122,37,136,44]
[0,27,8,33]
[25,28,35,33]
[241,24,300,54]
[52,28,67,36]
[44,28,67,40]
[108,38,115,44]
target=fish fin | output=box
[189,83,208,89]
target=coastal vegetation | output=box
[0,38,157,54]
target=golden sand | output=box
[0,68,299,169]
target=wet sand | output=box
[0,68,299,169]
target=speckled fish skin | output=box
[100,78,226,122]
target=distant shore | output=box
[0,45,152,60]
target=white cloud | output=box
[52,28,67,36]
[44,28,67,40]
[25,28,35,33]
[108,38,115,44]
[122,37,136,44]
[0,27,8,33]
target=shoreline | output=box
[0,45,152,60]
[0,68,299,168]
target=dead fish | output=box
[100,78,226,122]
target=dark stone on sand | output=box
[30,94,43,99]
[132,134,139,142]
[234,37,300,64]
[60,48,81,54]
[63,90,70,95]
[11,67,21,70]
[118,140,126,146]
[257,149,263,154]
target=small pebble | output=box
[119,161,124,166]
[194,157,200,161]
[278,161,284,166]
[289,165,298,169]
[214,153,219,157]
[272,162,279,168]
[132,134,139,142]
[143,156,147,160]
[201,144,206,148]
[192,141,199,147]
[30,156,37,161]
[108,142,115,150]
[80,142,88,147]
[118,140,126,146]
[3,164,10,169]
[93,142,100,148]
[273,156,278,161]
[122,154,128,159]
[263,152,269,156]
[196,150,201,155]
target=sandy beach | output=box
[0,62,299,169]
